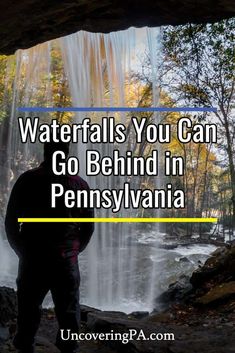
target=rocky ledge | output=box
[1,244,235,353]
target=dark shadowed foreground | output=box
[1,244,235,353]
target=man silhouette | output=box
[5,139,94,353]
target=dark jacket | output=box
[5,161,94,258]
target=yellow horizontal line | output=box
[18,218,217,223]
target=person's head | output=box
[44,138,70,162]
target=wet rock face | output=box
[155,245,235,310]
[154,275,193,310]
[0,0,235,54]
[190,246,235,289]
[0,287,17,326]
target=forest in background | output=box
[0,19,234,237]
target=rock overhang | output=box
[0,0,234,54]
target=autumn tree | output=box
[162,19,235,221]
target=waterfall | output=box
[0,27,162,312]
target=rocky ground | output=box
[1,244,235,353]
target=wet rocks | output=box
[155,275,193,310]
[154,244,235,311]
[1,244,235,352]
[80,304,102,323]
[0,287,17,326]
[179,257,190,263]
[128,311,149,319]
[0,287,17,349]
[0,286,235,353]
[190,245,235,289]
[0,327,9,346]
